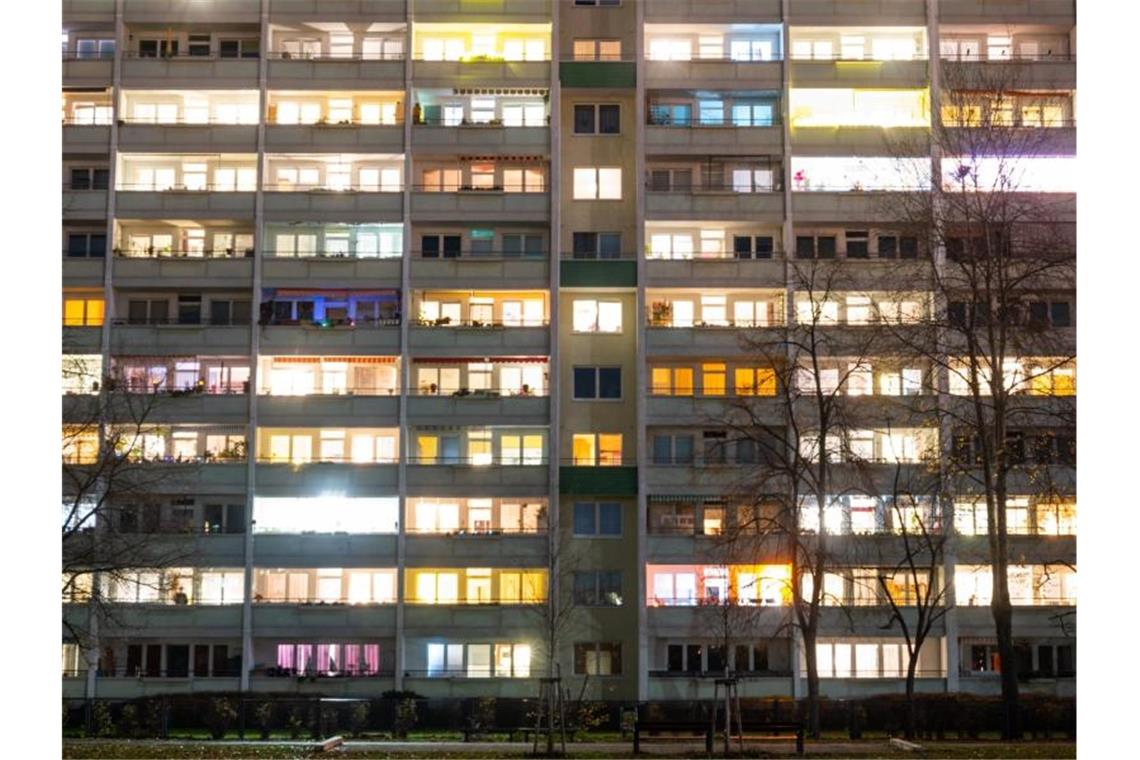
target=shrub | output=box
[118,704,140,738]
[90,701,114,738]
[571,701,609,738]
[467,697,496,732]
[393,697,418,739]
[287,706,307,740]
[204,697,238,740]
[348,702,371,738]
[253,701,274,740]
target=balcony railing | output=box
[251,596,395,605]
[412,318,548,328]
[256,666,393,679]
[645,181,783,193]
[260,386,399,397]
[940,52,1075,63]
[411,386,546,397]
[407,456,547,466]
[789,54,928,62]
[414,115,550,127]
[113,380,249,395]
[259,316,401,328]
[256,456,397,465]
[64,667,244,678]
[265,249,402,259]
[114,247,254,258]
[112,318,252,327]
[412,250,546,258]
[405,526,546,536]
[117,116,260,126]
[268,51,405,61]
[123,52,261,61]
[647,116,780,128]
[403,596,545,605]
[411,184,547,193]
[646,55,784,63]
[116,182,257,192]
[645,250,782,261]
[263,183,403,192]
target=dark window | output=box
[752,642,769,671]
[948,301,967,327]
[652,435,671,465]
[598,503,621,535]
[166,645,190,677]
[1038,645,1055,677]
[755,236,774,258]
[1057,645,1075,675]
[209,301,231,326]
[946,237,965,260]
[703,431,727,464]
[707,645,726,673]
[1050,301,1071,327]
[443,235,461,258]
[67,233,105,258]
[470,237,493,256]
[598,367,621,398]
[178,295,202,325]
[879,235,897,258]
[675,435,694,464]
[817,236,836,258]
[598,233,621,259]
[686,644,702,673]
[736,438,756,464]
[846,231,868,258]
[226,503,245,534]
[93,169,109,189]
[574,105,595,134]
[1028,301,1049,327]
[1005,431,1026,465]
[795,236,814,259]
[599,104,620,133]
[188,35,211,57]
[212,645,230,675]
[899,236,919,258]
[194,645,210,677]
[118,504,139,533]
[667,644,684,672]
[145,645,162,677]
[218,40,239,58]
[573,367,597,399]
[205,504,224,533]
[733,236,753,259]
[572,232,597,259]
[70,168,91,190]
[126,645,143,676]
[649,170,670,192]
[421,235,439,258]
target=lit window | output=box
[572,299,622,333]
[572,167,622,199]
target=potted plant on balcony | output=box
[649,301,673,326]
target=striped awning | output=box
[412,356,548,364]
[270,356,398,364]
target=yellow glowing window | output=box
[1052,368,1075,396]
[598,434,623,466]
[942,105,981,127]
[735,368,777,396]
[63,298,104,326]
[674,368,694,396]
[572,434,596,466]
[416,435,439,463]
[702,363,727,396]
[791,88,928,128]
[651,368,672,395]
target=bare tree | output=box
[62,354,207,678]
[714,259,897,739]
[878,61,1077,739]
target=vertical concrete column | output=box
[394,0,416,692]
[239,0,271,694]
[633,0,649,703]
[547,0,563,677]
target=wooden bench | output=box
[737,722,804,756]
[633,720,713,754]
[460,726,532,742]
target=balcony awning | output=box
[648,495,729,504]
[460,155,546,162]
[268,356,398,365]
[452,87,548,97]
[412,356,548,364]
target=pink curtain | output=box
[364,644,380,675]
[276,644,295,671]
[345,645,360,674]
[297,644,313,674]
[316,644,331,674]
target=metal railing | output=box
[405,526,547,536]
[268,51,405,62]
[411,184,547,193]
[259,317,401,328]
[646,116,780,128]
[111,318,252,327]
[411,387,546,398]
[264,250,402,259]
[405,457,548,466]
[115,182,257,192]
[113,248,253,258]
[412,249,546,259]
[644,181,782,193]
[122,51,260,61]
[414,115,550,127]
[411,318,548,328]
[256,456,399,465]
[258,387,399,397]
[262,183,403,192]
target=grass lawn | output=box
[62,738,1077,760]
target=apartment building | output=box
[62,0,1076,703]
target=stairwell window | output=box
[572,299,622,333]
[573,167,622,199]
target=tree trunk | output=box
[803,633,821,739]
[905,656,918,739]
[992,590,1021,739]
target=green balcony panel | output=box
[559,466,638,496]
[560,260,637,288]
[559,62,636,89]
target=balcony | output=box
[412,124,549,154]
[112,255,253,288]
[787,0,928,25]
[413,0,550,22]
[645,257,785,288]
[67,460,248,492]
[792,191,924,223]
[62,123,111,154]
[405,532,547,562]
[63,326,103,352]
[646,189,783,222]
[252,534,398,566]
[938,0,1077,24]
[410,256,549,289]
[251,603,397,637]
[262,190,404,221]
[406,393,549,426]
[121,55,259,87]
[63,258,106,286]
[645,325,766,355]
[402,604,543,635]
[265,123,405,152]
[646,124,782,155]
[790,126,930,155]
[942,58,1075,90]
[112,390,249,424]
[405,463,549,495]
[646,60,781,90]
[75,603,243,635]
[410,190,549,222]
[62,56,113,87]
[258,324,401,354]
[268,57,406,89]
[257,394,400,428]
[123,0,261,22]
[411,60,551,89]
[115,189,256,218]
[261,256,402,289]
[645,0,781,21]
[63,0,116,22]
[645,394,783,427]
[789,59,928,88]
[255,462,399,496]
[407,324,549,356]
[118,123,259,153]
[63,189,108,220]
[110,323,251,354]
